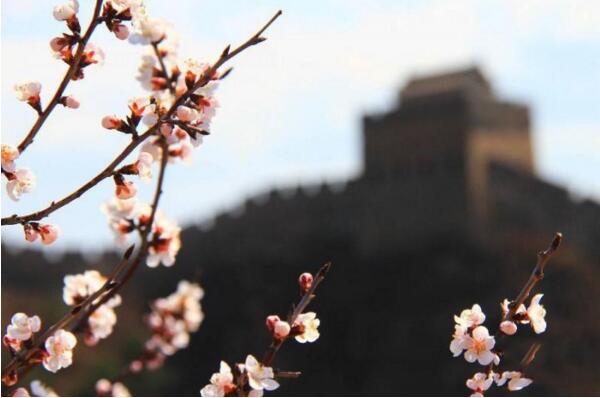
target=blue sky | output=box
[1,0,599,253]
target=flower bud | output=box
[39,224,59,245]
[176,106,195,122]
[298,272,313,291]
[160,123,173,137]
[102,115,122,130]
[24,224,39,242]
[113,24,129,40]
[265,315,280,331]
[50,36,69,52]
[273,320,291,339]
[500,320,517,336]
[64,96,79,109]
[115,180,137,200]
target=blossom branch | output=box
[1,138,168,384]
[503,232,562,323]
[79,140,170,322]
[1,245,134,381]
[16,0,104,154]
[1,9,283,227]
[262,262,331,367]
[450,232,563,396]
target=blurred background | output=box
[2,0,599,396]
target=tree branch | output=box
[504,232,562,322]
[1,9,283,226]
[261,261,331,367]
[17,0,104,154]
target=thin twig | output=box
[1,10,283,226]
[262,262,331,367]
[17,0,104,154]
[519,342,541,371]
[151,42,175,94]
[504,232,562,322]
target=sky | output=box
[1,0,599,254]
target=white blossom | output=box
[449,323,468,357]
[53,0,79,21]
[6,168,36,201]
[466,372,493,397]
[454,304,485,328]
[43,329,77,373]
[242,355,279,393]
[200,361,235,397]
[1,144,19,172]
[527,293,547,334]
[14,81,41,102]
[146,212,181,267]
[6,313,41,341]
[294,312,320,343]
[463,326,495,365]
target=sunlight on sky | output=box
[1,0,599,252]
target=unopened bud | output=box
[64,95,79,109]
[102,115,122,130]
[298,272,313,291]
[500,320,518,336]
[273,320,291,339]
[113,24,129,40]
[24,224,39,242]
[265,315,280,331]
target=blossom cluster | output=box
[200,271,323,397]
[2,313,77,379]
[200,355,279,397]
[63,270,122,345]
[102,197,181,267]
[128,280,204,372]
[450,294,547,396]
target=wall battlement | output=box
[192,67,599,259]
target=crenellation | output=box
[191,66,598,261]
